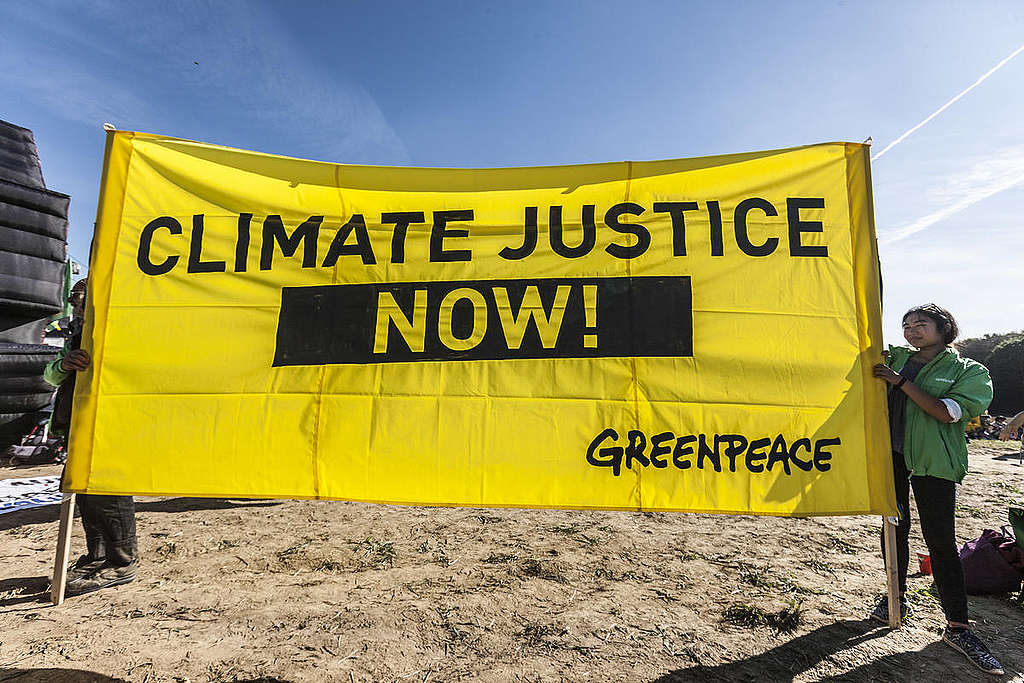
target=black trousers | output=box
[880,451,968,624]
[77,494,137,567]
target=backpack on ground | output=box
[959,526,1024,595]
[2,422,65,466]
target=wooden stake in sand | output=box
[50,492,76,606]
[883,515,901,629]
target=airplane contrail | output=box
[872,43,1024,161]
[880,170,1024,244]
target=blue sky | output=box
[2,0,1022,342]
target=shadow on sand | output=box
[0,497,282,532]
[992,451,1023,464]
[0,576,49,608]
[648,619,998,682]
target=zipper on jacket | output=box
[894,347,954,474]
[940,432,957,472]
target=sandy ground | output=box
[0,441,1022,682]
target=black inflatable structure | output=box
[0,119,70,449]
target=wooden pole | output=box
[50,492,76,606]
[883,515,901,629]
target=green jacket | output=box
[887,345,993,483]
[43,345,72,387]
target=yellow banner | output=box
[68,131,895,516]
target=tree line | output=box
[957,331,1024,416]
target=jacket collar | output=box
[890,344,958,371]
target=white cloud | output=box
[0,0,407,163]
[880,232,1024,341]
[0,56,155,129]
[879,145,1024,244]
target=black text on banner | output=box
[273,276,692,365]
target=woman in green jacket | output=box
[871,304,1002,675]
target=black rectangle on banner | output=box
[273,276,692,366]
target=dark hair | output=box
[902,304,959,345]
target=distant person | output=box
[999,410,1024,443]
[1000,410,1024,465]
[871,304,1002,675]
[44,278,138,596]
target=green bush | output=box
[957,332,1022,365]
[987,336,1024,415]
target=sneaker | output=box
[65,555,106,582]
[942,627,1004,676]
[65,561,136,597]
[869,596,909,624]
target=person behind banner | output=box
[44,278,139,596]
[870,304,1002,675]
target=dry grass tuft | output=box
[723,600,803,633]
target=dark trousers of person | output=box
[880,450,968,624]
[77,494,137,567]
